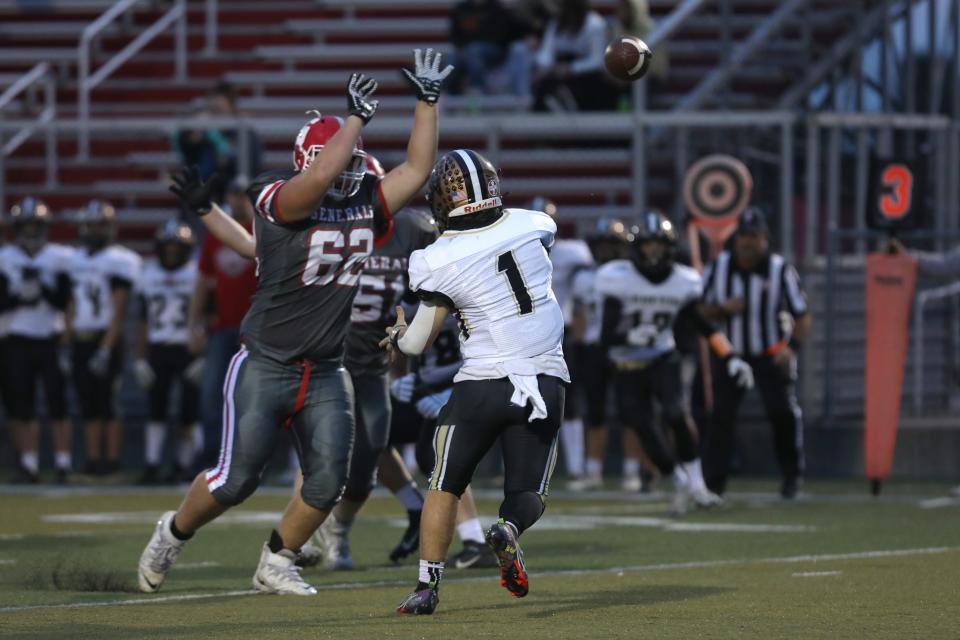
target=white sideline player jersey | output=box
[595,260,702,364]
[0,242,73,339]
[137,258,198,345]
[408,208,569,383]
[549,238,593,324]
[69,244,142,333]
[570,266,602,345]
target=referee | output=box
[698,208,811,499]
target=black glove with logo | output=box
[401,48,454,104]
[346,73,379,124]
[169,166,221,216]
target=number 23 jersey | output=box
[595,260,702,365]
[407,208,568,382]
[242,169,389,364]
[137,258,197,345]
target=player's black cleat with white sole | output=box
[389,509,421,563]
[396,587,439,615]
[450,540,498,569]
[485,519,528,597]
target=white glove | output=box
[726,356,754,389]
[416,388,452,420]
[389,373,416,403]
[185,357,205,385]
[134,358,156,389]
[627,324,658,347]
[401,48,453,104]
[88,347,110,378]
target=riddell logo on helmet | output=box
[464,198,499,214]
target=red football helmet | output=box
[365,154,386,178]
[293,111,367,199]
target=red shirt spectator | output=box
[198,222,257,330]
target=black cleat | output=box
[139,465,160,485]
[55,468,70,485]
[484,519,528,598]
[396,587,439,615]
[389,510,421,563]
[449,540,498,569]
[781,476,802,500]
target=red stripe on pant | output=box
[284,361,313,429]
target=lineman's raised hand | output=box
[401,48,453,104]
[346,73,379,124]
[169,166,221,216]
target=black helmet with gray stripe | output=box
[630,210,677,281]
[426,149,501,233]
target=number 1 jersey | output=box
[242,169,389,364]
[407,208,568,382]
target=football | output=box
[604,35,652,82]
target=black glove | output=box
[401,48,454,104]
[169,166,222,216]
[346,73,379,125]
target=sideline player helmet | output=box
[155,219,196,271]
[292,111,367,199]
[78,199,117,250]
[10,197,51,253]
[588,217,633,264]
[631,210,677,281]
[426,149,501,233]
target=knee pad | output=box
[499,491,546,536]
[212,474,260,507]
[300,468,347,510]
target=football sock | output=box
[585,457,603,478]
[418,559,444,590]
[191,423,203,454]
[176,432,195,470]
[559,418,585,477]
[499,491,545,536]
[396,482,424,511]
[457,517,485,544]
[623,457,640,478]
[267,529,285,553]
[145,422,165,466]
[682,459,707,489]
[20,451,39,474]
[169,516,194,542]
[55,451,72,471]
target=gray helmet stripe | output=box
[454,149,484,203]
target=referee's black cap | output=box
[735,206,769,235]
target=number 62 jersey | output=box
[407,208,569,382]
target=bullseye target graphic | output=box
[683,155,753,228]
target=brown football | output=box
[604,36,652,82]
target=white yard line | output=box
[174,561,221,570]
[792,571,841,577]
[918,496,960,509]
[0,559,16,566]
[0,546,955,614]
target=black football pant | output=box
[612,352,698,477]
[700,354,804,495]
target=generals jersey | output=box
[242,169,389,364]
[549,237,593,323]
[570,266,602,345]
[69,245,142,333]
[138,258,198,345]
[408,208,568,382]
[345,208,437,375]
[0,242,73,339]
[596,260,702,365]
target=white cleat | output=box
[670,485,690,515]
[690,485,724,509]
[950,485,960,498]
[567,474,603,491]
[314,517,354,570]
[252,543,318,595]
[621,474,643,493]
[137,511,186,593]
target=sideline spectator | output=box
[448,0,529,96]
[188,178,257,470]
[533,0,618,111]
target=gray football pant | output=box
[206,348,355,510]
[342,370,392,501]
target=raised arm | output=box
[169,168,256,259]
[202,203,256,259]
[379,49,453,214]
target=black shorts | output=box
[612,352,685,425]
[427,375,565,497]
[147,344,199,424]
[5,335,66,421]
[562,332,581,420]
[0,337,12,412]
[72,333,124,420]
[388,397,423,446]
[580,343,612,427]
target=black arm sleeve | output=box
[41,272,73,310]
[675,301,717,338]
[600,297,626,347]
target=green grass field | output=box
[1,479,958,639]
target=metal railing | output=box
[0,63,56,210]
[912,280,960,414]
[77,0,187,159]
[204,0,218,56]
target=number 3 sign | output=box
[868,158,923,230]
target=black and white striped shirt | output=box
[702,251,808,358]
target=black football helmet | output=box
[155,219,196,270]
[426,149,502,233]
[10,197,52,253]
[630,210,677,282]
[78,199,117,251]
[587,217,633,264]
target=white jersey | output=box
[595,260,702,364]
[408,208,569,384]
[549,238,594,323]
[570,266,603,345]
[69,244,142,333]
[0,243,73,339]
[137,259,198,345]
